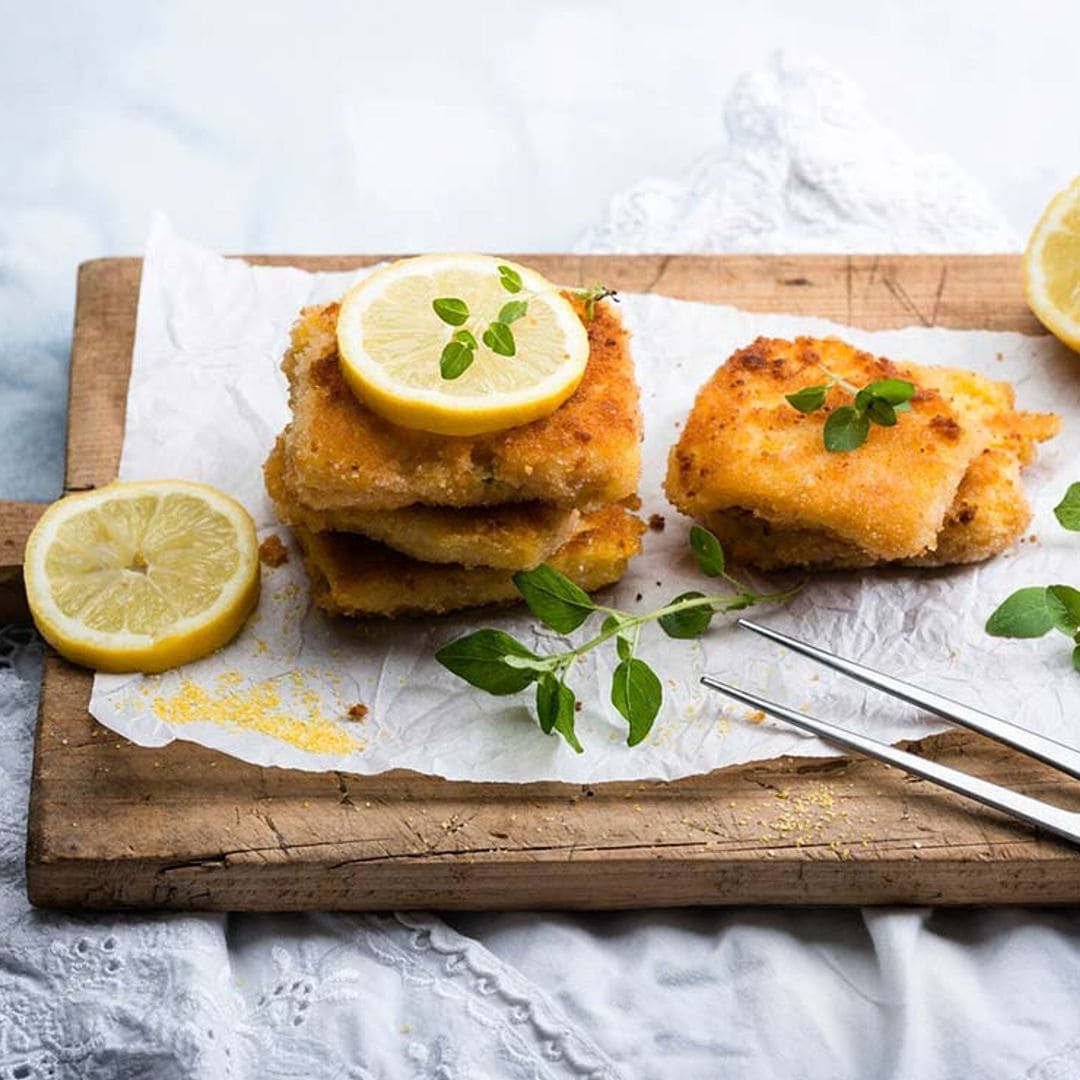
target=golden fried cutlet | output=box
[264,438,577,570]
[279,297,641,512]
[703,447,1038,570]
[666,337,1059,568]
[294,504,646,617]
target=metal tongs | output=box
[702,619,1080,847]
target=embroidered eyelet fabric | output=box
[2,44,1079,1080]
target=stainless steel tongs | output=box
[702,619,1080,847]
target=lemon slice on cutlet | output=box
[336,254,589,436]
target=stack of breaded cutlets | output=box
[264,295,644,616]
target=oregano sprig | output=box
[436,525,799,751]
[987,482,1080,673]
[786,368,916,452]
[432,268,617,379]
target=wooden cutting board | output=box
[6,253,1080,911]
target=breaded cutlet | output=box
[666,337,1058,568]
[703,446,1037,570]
[264,438,578,570]
[279,297,641,512]
[294,504,646,617]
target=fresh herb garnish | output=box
[482,321,516,357]
[1054,483,1080,532]
[436,525,798,751]
[497,264,523,293]
[986,483,1080,673]
[432,297,470,326]
[433,269,617,379]
[578,284,619,321]
[786,370,916,452]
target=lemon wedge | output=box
[336,254,590,436]
[24,480,260,673]
[1023,175,1080,352]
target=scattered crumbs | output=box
[748,709,766,725]
[398,676,409,687]
[347,703,369,723]
[995,351,1004,362]
[913,841,922,849]
[655,581,662,588]
[574,700,583,712]
[635,593,643,603]
[258,534,289,567]
[1029,533,1038,544]
[150,675,362,755]
[400,1023,411,1035]
[756,782,842,848]
[648,514,666,532]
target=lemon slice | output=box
[1023,175,1080,352]
[336,254,590,435]
[24,480,260,673]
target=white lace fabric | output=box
[2,49,1077,1080]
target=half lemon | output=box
[336,254,590,436]
[1023,175,1080,353]
[24,480,260,673]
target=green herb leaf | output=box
[536,674,582,752]
[866,378,916,405]
[483,321,516,357]
[866,399,897,427]
[854,388,874,411]
[785,385,829,413]
[579,284,617,321]
[1074,644,1080,674]
[497,264,523,293]
[1054,483,1080,532]
[985,587,1058,639]
[658,592,713,638]
[689,525,725,577]
[432,297,469,326]
[435,630,543,694]
[440,341,475,380]
[823,406,871,452]
[453,328,478,349]
[611,658,662,746]
[1047,584,1080,635]
[601,614,633,660]
[513,564,596,633]
[499,300,528,324]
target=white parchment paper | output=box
[88,217,1080,782]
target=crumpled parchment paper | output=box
[88,216,1080,782]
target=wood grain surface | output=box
[12,252,1080,910]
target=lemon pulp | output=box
[24,480,260,673]
[1023,175,1080,353]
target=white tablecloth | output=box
[3,4,1079,1076]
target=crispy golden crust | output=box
[264,438,578,570]
[666,337,1059,566]
[280,297,641,512]
[294,504,646,618]
[703,447,1036,570]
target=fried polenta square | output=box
[279,297,641,512]
[264,438,578,571]
[702,447,1040,570]
[294,504,646,618]
[666,337,1058,568]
